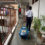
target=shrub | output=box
[42,26,45,31]
[33,17,41,31]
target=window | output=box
[35,0,38,2]
[32,0,38,4]
[32,0,34,4]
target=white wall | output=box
[32,0,45,26]
[32,0,45,18]
[32,1,39,17]
[39,0,45,17]
[39,0,45,26]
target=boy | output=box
[25,6,33,31]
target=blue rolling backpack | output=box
[19,26,30,39]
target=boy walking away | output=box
[25,6,33,31]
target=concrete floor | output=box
[10,18,37,45]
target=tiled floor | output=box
[10,18,37,45]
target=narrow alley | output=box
[10,18,36,45]
[0,0,45,45]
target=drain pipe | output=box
[38,0,40,18]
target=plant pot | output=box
[37,31,42,39]
[40,30,45,34]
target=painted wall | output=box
[32,1,39,17]
[32,0,45,17]
[39,0,45,26]
[32,0,45,26]
[39,0,45,17]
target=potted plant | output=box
[33,17,42,38]
[42,26,45,31]
[33,17,41,31]
[41,26,45,34]
[40,15,45,34]
[37,30,42,39]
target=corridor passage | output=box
[10,17,36,45]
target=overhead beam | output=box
[0,1,17,4]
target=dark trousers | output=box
[26,17,32,31]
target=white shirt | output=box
[25,10,33,17]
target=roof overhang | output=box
[0,1,17,4]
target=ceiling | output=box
[16,0,29,3]
[16,0,29,6]
[0,0,31,6]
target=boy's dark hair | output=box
[29,6,32,10]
